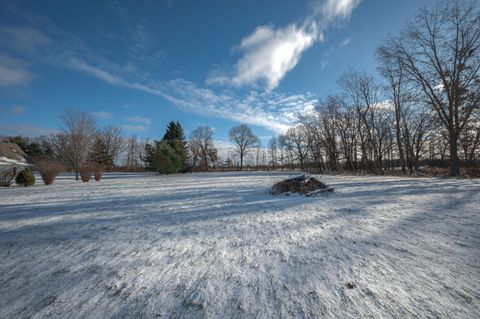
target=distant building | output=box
[0,143,31,186]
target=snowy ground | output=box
[0,172,479,318]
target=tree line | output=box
[4,109,264,183]
[3,1,479,180]
[266,0,479,176]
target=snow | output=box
[0,156,27,166]
[0,172,479,318]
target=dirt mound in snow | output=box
[271,175,334,196]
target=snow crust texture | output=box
[0,172,479,318]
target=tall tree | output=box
[380,0,480,176]
[98,125,124,167]
[284,126,310,170]
[163,121,188,171]
[89,135,113,169]
[376,48,410,173]
[268,136,277,169]
[189,125,217,171]
[228,124,259,171]
[56,109,97,180]
[150,140,182,174]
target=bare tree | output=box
[123,135,145,171]
[284,125,310,170]
[57,109,97,180]
[338,70,382,170]
[98,125,125,167]
[377,48,410,173]
[381,0,480,175]
[268,136,277,169]
[189,126,217,171]
[228,124,259,170]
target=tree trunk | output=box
[395,115,406,173]
[449,132,460,176]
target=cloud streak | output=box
[127,116,151,125]
[92,111,113,119]
[0,54,34,87]
[0,123,58,137]
[64,56,318,133]
[1,4,325,134]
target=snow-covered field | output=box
[0,172,479,318]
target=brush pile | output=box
[271,175,334,196]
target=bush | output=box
[0,173,14,187]
[94,166,102,181]
[79,165,93,182]
[15,168,35,187]
[33,155,64,185]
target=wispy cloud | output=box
[208,0,361,90]
[165,79,317,133]
[0,53,34,87]
[92,111,113,119]
[339,37,351,48]
[121,115,151,133]
[212,138,234,159]
[59,57,317,133]
[121,124,149,133]
[127,116,151,125]
[318,0,361,23]
[320,36,353,70]
[0,5,321,134]
[0,25,51,55]
[0,123,58,137]
[0,106,28,116]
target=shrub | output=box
[79,165,93,182]
[15,168,35,187]
[94,166,102,181]
[0,172,14,187]
[33,155,64,185]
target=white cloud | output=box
[340,37,351,47]
[230,24,316,90]
[0,14,319,135]
[0,54,34,87]
[319,0,361,23]
[61,57,317,133]
[165,79,317,133]
[0,26,51,54]
[122,124,149,133]
[92,111,113,119]
[208,0,361,90]
[0,123,58,137]
[127,116,151,125]
[212,139,234,159]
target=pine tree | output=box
[163,121,188,172]
[89,136,113,169]
[144,121,189,174]
[145,140,181,174]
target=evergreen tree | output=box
[163,121,186,143]
[146,140,182,174]
[163,121,188,171]
[144,121,188,174]
[89,136,113,169]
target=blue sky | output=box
[0,0,437,144]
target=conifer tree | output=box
[89,136,113,169]
[163,121,188,171]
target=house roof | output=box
[0,143,30,166]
